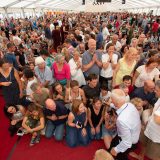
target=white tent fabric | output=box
[0,0,160,10]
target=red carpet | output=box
[0,95,17,160]
[11,136,105,160]
[9,135,150,160]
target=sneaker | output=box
[35,136,40,143]
[30,138,36,146]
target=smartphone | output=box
[76,121,82,128]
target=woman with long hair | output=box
[66,99,89,147]
[88,97,104,140]
[4,104,25,136]
[112,47,137,87]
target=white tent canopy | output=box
[0,0,160,18]
[0,0,160,10]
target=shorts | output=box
[140,132,160,159]
[102,124,117,138]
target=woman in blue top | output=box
[66,99,89,147]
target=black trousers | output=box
[108,135,138,160]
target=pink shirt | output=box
[52,62,70,80]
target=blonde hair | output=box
[125,47,137,59]
[94,149,114,160]
[130,98,143,111]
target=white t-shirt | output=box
[135,65,160,88]
[101,53,118,78]
[26,77,37,100]
[102,27,110,40]
[145,98,160,143]
[50,23,55,32]
[100,91,111,102]
[104,40,122,52]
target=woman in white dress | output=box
[68,49,86,87]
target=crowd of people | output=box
[0,11,160,160]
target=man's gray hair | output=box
[111,89,126,103]
[30,82,39,92]
[55,53,65,63]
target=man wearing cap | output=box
[34,56,54,88]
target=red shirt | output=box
[152,22,159,32]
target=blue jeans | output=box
[45,120,65,141]
[66,125,89,147]
[88,125,102,140]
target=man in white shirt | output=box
[109,89,141,160]
[102,22,110,42]
[104,34,122,52]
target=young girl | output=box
[102,107,117,149]
[99,85,111,106]
[131,97,143,116]
[4,104,26,136]
[22,103,45,146]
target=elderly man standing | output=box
[109,89,141,160]
[82,39,102,78]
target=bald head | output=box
[144,80,155,93]
[45,99,56,111]
[94,149,114,160]
[88,39,96,52]
[145,80,155,87]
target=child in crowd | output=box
[100,85,111,105]
[131,97,143,116]
[102,107,117,150]
[22,103,45,146]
